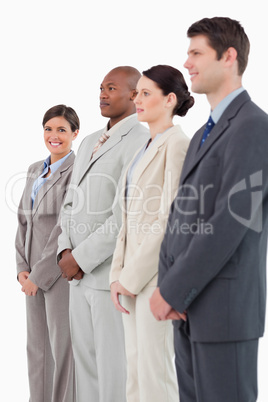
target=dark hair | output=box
[142,65,194,117]
[187,17,250,75]
[42,104,80,132]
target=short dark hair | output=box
[142,65,194,117]
[42,104,80,132]
[187,17,250,75]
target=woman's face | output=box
[134,75,171,125]
[43,116,78,162]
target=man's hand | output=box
[110,281,135,314]
[72,268,84,280]
[166,309,187,321]
[150,287,187,321]
[150,287,173,320]
[58,249,80,281]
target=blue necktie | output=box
[200,116,215,147]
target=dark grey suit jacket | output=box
[15,152,75,291]
[158,91,268,342]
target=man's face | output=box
[184,35,225,96]
[99,70,133,125]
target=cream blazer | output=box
[110,125,190,294]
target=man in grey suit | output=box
[150,17,268,402]
[57,66,149,402]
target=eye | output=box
[44,127,51,131]
[143,91,150,96]
[109,86,116,91]
[59,128,66,132]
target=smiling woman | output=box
[43,106,79,165]
[15,104,79,402]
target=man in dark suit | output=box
[150,17,268,402]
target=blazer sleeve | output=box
[159,114,268,313]
[15,187,31,275]
[109,222,126,284]
[116,135,189,295]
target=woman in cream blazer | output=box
[15,105,79,402]
[110,65,194,402]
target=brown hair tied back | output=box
[142,65,194,117]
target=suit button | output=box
[169,255,174,264]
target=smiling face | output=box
[184,35,227,103]
[43,116,78,163]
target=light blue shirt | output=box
[211,87,245,124]
[31,151,73,205]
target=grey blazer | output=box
[57,114,149,290]
[158,91,268,342]
[15,152,75,291]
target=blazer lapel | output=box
[77,131,122,186]
[90,130,122,163]
[132,125,179,185]
[77,115,139,186]
[24,163,43,217]
[32,152,75,216]
[127,126,178,211]
[180,91,250,184]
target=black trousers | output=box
[174,321,259,402]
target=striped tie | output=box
[91,132,110,159]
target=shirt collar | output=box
[44,151,72,174]
[211,87,245,124]
[103,114,136,136]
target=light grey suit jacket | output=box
[57,114,149,290]
[158,91,268,342]
[15,152,75,291]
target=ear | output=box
[72,129,79,140]
[166,92,177,109]
[130,89,137,101]
[224,47,238,66]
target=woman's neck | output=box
[148,120,174,140]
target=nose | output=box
[100,88,108,99]
[134,92,141,105]
[49,134,59,140]
[184,56,191,70]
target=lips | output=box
[190,72,198,81]
[136,108,144,113]
[100,101,110,108]
[49,142,62,147]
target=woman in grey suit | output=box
[110,65,194,402]
[15,105,79,402]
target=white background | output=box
[1,0,267,400]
